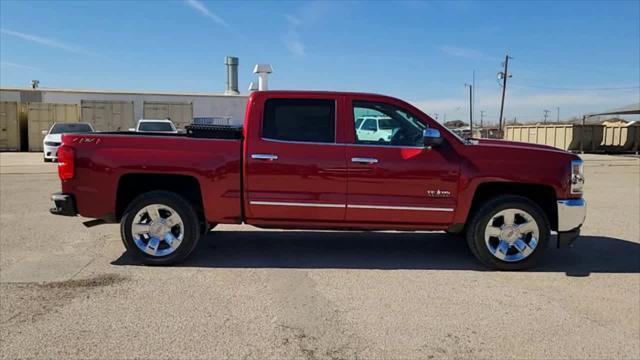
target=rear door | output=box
[245,94,347,222]
[345,97,460,226]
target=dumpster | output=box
[0,101,23,151]
[505,124,604,152]
[27,103,79,152]
[81,100,135,131]
[601,122,640,153]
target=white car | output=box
[42,122,94,162]
[129,119,178,133]
[355,116,396,142]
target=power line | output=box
[511,84,640,91]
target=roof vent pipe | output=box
[253,64,273,91]
[225,56,239,95]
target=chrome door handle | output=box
[351,157,378,164]
[251,153,278,161]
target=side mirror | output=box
[423,128,443,148]
[41,130,48,135]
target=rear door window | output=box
[263,99,335,143]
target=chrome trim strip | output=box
[250,201,345,208]
[260,137,425,149]
[261,137,340,146]
[347,204,454,212]
[351,143,425,149]
[249,201,453,212]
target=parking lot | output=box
[0,152,638,359]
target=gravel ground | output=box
[0,152,638,359]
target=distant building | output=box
[0,87,248,127]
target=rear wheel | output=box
[44,157,52,163]
[120,191,200,265]
[466,195,550,270]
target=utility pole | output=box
[498,54,512,134]
[465,83,473,136]
[472,70,476,128]
[556,107,560,123]
[543,109,550,124]
[480,110,485,128]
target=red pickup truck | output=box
[50,91,586,270]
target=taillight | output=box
[57,145,75,180]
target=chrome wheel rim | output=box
[484,208,539,262]
[131,204,184,257]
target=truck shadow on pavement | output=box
[112,231,640,276]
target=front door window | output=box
[353,101,426,146]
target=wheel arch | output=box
[115,173,204,223]
[458,181,558,232]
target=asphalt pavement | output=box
[1,152,638,359]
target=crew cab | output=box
[50,91,586,270]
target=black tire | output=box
[44,157,52,163]
[465,195,550,270]
[120,191,200,265]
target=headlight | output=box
[44,141,61,147]
[570,159,584,194]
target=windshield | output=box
[138,122,174,131]
[50,123,93,134]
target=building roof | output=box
[0,86,248,98]
[587,103,640,116]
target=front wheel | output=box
[466,195,550,270]
[120,191,200,265]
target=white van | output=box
[355,116,396,142]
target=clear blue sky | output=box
[1,0,639,122]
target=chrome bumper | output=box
[557,198,586,232]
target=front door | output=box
[245,96,347,222]
[345,99,460,226]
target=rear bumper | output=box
[556,198,586,248]
[50,192,77,216]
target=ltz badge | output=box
[427,189,451,198]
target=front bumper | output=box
[50,192,77,216]
[556,198,586,247]
[43,145,60,160]
[557,198,587,231]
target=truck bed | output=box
[60,130,243,223]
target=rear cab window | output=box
[50,123,93,134]
[138,122,174,132]
[262,99,335,143]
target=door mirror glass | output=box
[423,128,443,147]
